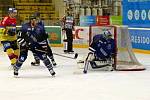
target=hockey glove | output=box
[7,28,16,36]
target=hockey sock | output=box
[43,58,53,69]
[14,49,19,59]
[43,58,55,76]
[6,48,17,65]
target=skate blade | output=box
[51,75,56,78]
[14,75,19,78]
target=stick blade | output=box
[74,53,78,59]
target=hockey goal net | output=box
[89,25,145,71]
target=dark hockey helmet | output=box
[34,12,40,18]
[29,15,36,20]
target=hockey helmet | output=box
[29,15,36,20]
[34,12,40,18]
[8,8,17,13]
[103,30,112,38]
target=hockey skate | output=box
[64,50,74,54]
[31,60,40,66]
[51,59,57,66]
[49,68,56,76]
[13,66,18,77]
[64,50,68,53]
[68,51,74,54]
[10,64,15,67]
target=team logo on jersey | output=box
[27,28,31,31]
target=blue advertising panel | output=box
[129,28,150,50]
[123,0,150,27]
[80,16,96,26]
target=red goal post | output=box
[89,25,145,71]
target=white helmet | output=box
[8,8,17,13]
[103,30,112,38]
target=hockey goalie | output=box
[83,30,115,73]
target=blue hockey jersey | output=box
[89,34,115,59]
[20,22,48,44]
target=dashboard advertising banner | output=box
[73,26,89,46]
[80,16,96,26]
[96,16,110,26]
[110,16,122,25]
[123,0,150,27]
[45,26,61,44]
[129,28,150,50]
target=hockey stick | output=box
[35,48,78,59]
[73,53,92,74]
[53,53,78,59]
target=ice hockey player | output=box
[89,30,115,60]
[13,15,56,77]
[0,8,19,67]
[31,12,57,66]
[85,30,115,70]
[61,10,75,54]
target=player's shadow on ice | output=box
[145,65,150,71]
[17,75,56,79]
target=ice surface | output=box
[0,47,150,100]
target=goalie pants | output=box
[15,46,53,71]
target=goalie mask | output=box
[103,31,112,39]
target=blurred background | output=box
[0,0,121,26]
